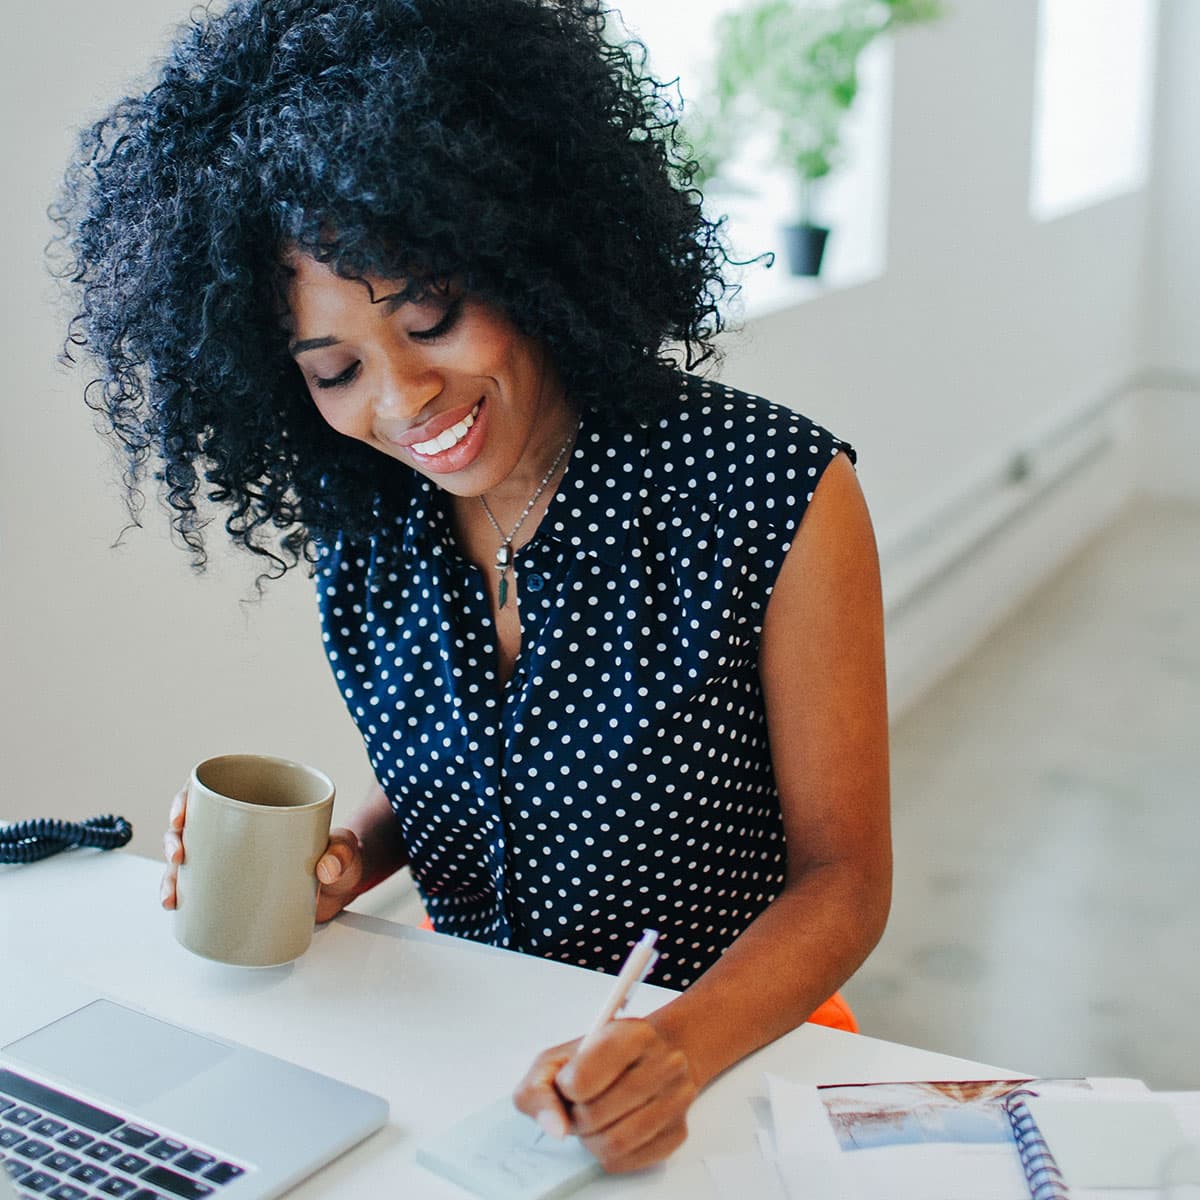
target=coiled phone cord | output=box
[0,815,133,864]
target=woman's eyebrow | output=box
[289,289,444,354]
[290,335,340,356]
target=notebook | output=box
[0,971,388,1199]
[1006,1084,1195,1199]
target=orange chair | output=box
[807,992,859,1033]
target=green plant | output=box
[689,0,942,224]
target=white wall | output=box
[0,3,378,855]
[0,1,1190,861]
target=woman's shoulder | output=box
[642,372,855,514]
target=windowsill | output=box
[722,251,884,323]
[705,175,887,325]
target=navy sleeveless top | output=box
[315,373,854,988]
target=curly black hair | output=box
[50,0,736,575]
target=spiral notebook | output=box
[1004,1084,1192,1199]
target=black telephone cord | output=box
[0,815,133,864]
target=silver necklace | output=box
[479,428,576,609]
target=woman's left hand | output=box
[512,1018,699,1173]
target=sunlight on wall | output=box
[1030,0,1159,222]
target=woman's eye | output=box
[312,362,361,390]
[410,296,464,342]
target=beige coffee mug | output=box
[174,754,335,967]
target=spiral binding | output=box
[0,815,133,864]
[1004,1088,1071,1200]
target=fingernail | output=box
[317,855,338,883]
[537,1111,567,1140]
[160,879,172,906]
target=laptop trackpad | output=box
[3,999,233,1108]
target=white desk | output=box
[1,850,1018,1197]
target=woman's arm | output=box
[648,449,891,1083]
[514,451,891,1167]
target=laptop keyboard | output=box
[0,1070,247,1200]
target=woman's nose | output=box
[372,363,443,422]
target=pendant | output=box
[495,543,513,609]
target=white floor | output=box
[842,496,1200,1088]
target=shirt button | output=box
[526,573,545,593]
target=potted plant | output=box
[689,0,942,276]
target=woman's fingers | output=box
[160,838,182,905]
[567,1044,694,1139]
[584,1113,690,1175]
[168,785,187,832]
[554,1019,658,1102]
[553,1020,697,1174]
[512,1041,578,1139]
[516,1020,698,1173]
[160,782,189,909]
[314,828,365,923]
[316,829,360,886]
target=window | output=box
[613,2,892,317]
[1030,0,1160,221]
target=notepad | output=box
[416,1097,603,1200]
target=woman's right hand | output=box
[160,782,366,924]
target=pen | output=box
[531,929,660,1145]
[576,928,660,1056]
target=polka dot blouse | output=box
[315,374,855,989]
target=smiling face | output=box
[284,252,574,502]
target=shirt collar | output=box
[396,406,649,566]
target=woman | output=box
[54,0,891,1173]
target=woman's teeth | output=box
[412,402,481,456]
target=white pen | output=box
[531,929,661,1145]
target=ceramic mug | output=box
[174,753,335,967]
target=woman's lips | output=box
[411,400,481,454]
[398,397,489,475]
[387,398,482,449]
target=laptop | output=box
[0,972,388,1199]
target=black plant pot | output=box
[783,223,830,277]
